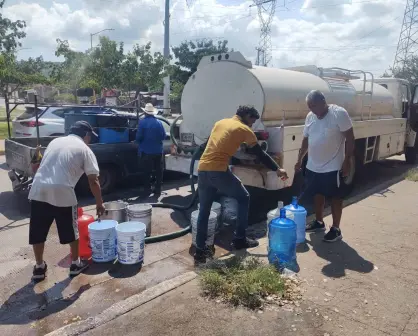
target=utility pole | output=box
[251,0,277,66]
[90,28,114,49]
[393,0,418,72]
[163,0,171,116]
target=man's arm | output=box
[159,121,166,140]
[87,174,104,215]
[83,149,105,215]
[295,136,309,170]
[343,128,355,157]
[136,120,144,143]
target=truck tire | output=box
[99,165,118,194]
[75,165,119,196]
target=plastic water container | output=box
[284,196,307,244]
[268,208,297,270]
[191,210,217,247]
[77,207,95,259]
[126,204,152,237]
[197,202,222,232]
[116,221,146,265]
[99,128,129,144]
[88,220,118,263]
[267,201,284,224]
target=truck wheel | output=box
[98,166,117,194]
[405,146,417,164]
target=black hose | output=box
[144,145,204,244]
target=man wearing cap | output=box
[194,105,288,264]
[136,103,167,197]
[295,90,355,243]
[28,121,105,281]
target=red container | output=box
[77,207,95,259]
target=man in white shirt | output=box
[295,90,355,242]
[28,121,105,281]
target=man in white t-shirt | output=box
[295,90,355,242]
[28,121,105,281]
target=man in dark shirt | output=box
[136,103,167,196]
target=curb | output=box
[45,271,197,336]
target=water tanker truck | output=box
[165,51,418,190]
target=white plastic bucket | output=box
[197,202,222,232]
[116,221,146,265]
[88,220,117,263]
[126,204,152,237]
[191,210,217,247]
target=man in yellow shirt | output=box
[195,105,288,264]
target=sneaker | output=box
[69,260,89,276]
[323,227,342,243]
[232,237,259,250]
[306,220,326,232]
[32,263,47,281]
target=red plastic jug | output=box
[77,207,95,259]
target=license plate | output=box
[180,133,194,143]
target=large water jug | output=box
[284,196,307,244]
[268,208,297,271]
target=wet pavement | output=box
[0,155,415,335]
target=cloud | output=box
[3,0,405,76]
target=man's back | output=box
[29,135,99,207]
[198,116,257,172]
[137,116,166,154]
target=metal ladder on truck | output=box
[324,68,376,164]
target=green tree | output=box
[0,53,48,97]
[51,39,90,97]
[171,39,231,79]
[391,57,418,85]
[0,0,26,52]
[133,42,167,92]
[86,36,125,89]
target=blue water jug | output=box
[268,208,297,271]
[284,196,307,244]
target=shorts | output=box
[304,169,343,199]
[29,200,79,245]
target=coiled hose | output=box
[144,141,205,244]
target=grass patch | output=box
[0,122,11,140]
[406,168,418,182]
[0,107,20,122]
[199,256,287,310]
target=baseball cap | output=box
[70,120,98,137]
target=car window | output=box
[51,109,66,118]
[15,107,45,120]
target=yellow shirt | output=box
[198,116,258,172]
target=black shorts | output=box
[29,200,79,245]
[304,169,343,199]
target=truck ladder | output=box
[364,136,377,164]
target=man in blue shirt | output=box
[136,103,167,196]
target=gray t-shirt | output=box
[303,104,353,173]
[28,135,100,207]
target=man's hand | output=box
[276,168,288,180]
[96,203,106,217]
[341,157,351,177]
[294,160,302,172]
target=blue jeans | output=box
[196,169,250,250]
